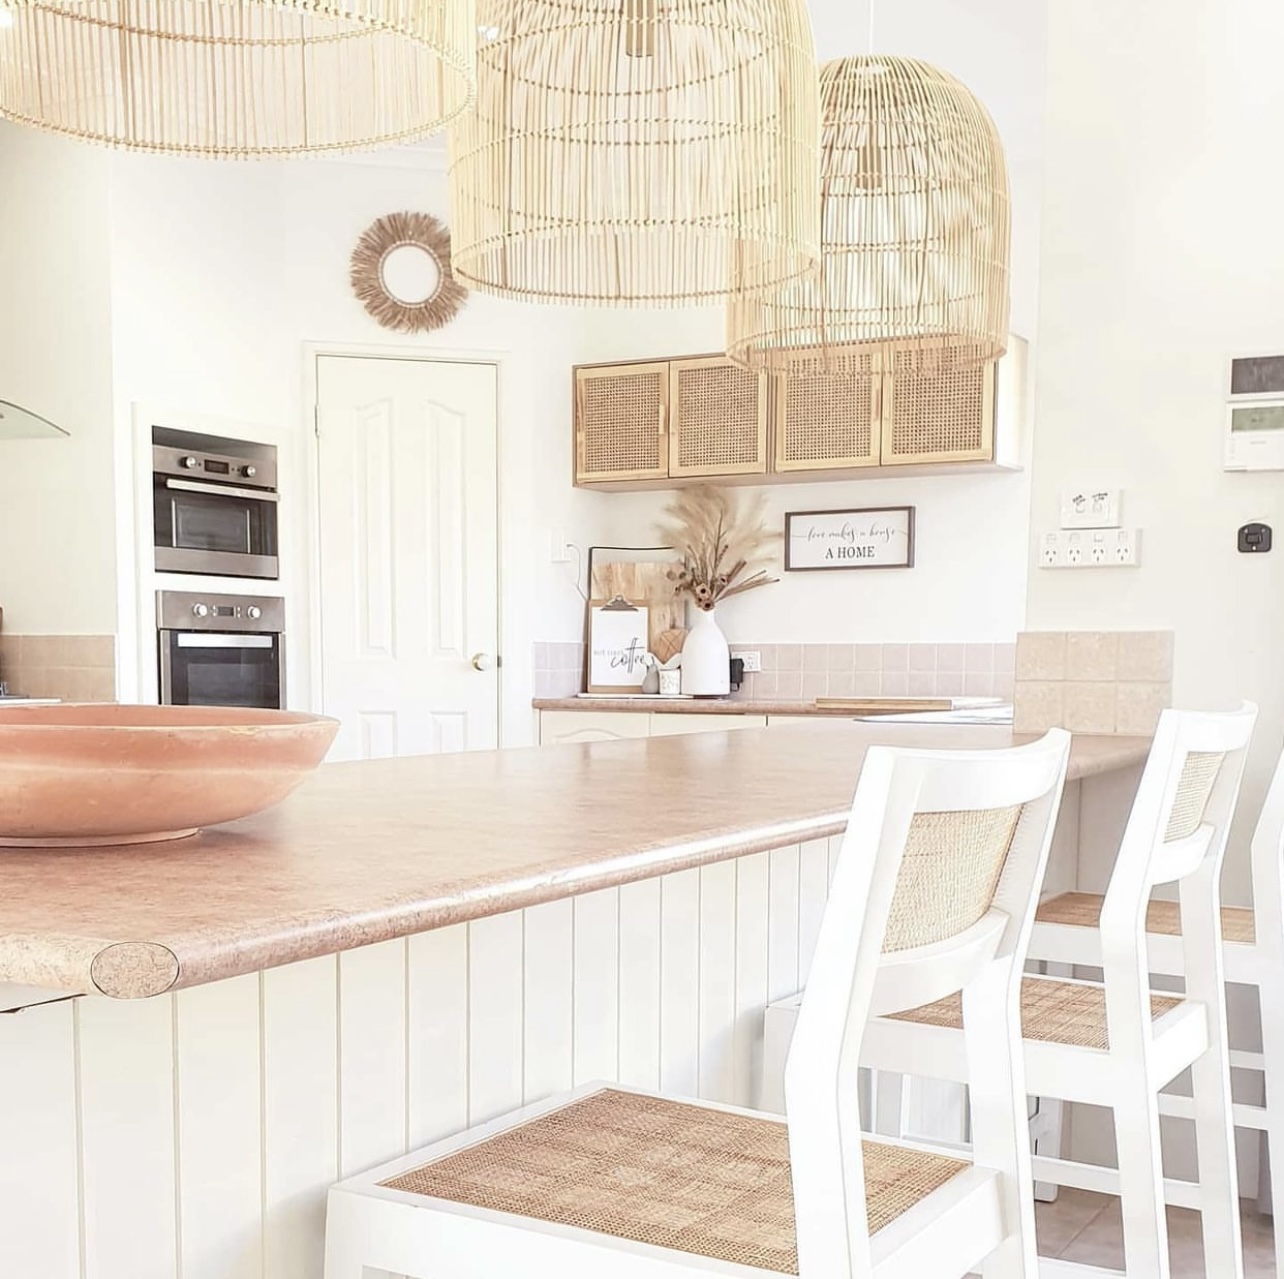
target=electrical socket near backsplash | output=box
[732,650,762,673]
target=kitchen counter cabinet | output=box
[0,726,1148,1279]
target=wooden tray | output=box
[814,698,954,714]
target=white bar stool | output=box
[1032,737,1284,1273]
[322,731,1070,1279]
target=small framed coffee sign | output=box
[785,506,915,571]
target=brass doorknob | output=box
[471,652,496,672]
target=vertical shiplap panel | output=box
[573,888,620,1085]
[338,939,408,1177]
[767,844,801,1004]
[523,899,574,1103]
[797,838,831,983]
[0,1001,79,1279]
[262,955,339,1279]
[697,861,737,1103]
[659,868,701,1096]
[732,853,770,1109]
[468,912,524,1124]
[617,879,662,1090]
[79,994,178,1279]
[175,974,263,1279]
[408,925,469,1148]
[827,833,844,886]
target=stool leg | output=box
[1188,1034,1245,1277]
[323,1193,370,1279]
[1114,1083,1172,1279]
[1259,963,1284,1279]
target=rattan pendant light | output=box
[727,55,1011,375]
[0,0,476,157]
[447,0,821,306]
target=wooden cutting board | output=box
[814,698,954,714]
[590,561,684,652]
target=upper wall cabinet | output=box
[573,336,1026,490]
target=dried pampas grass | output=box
[656,486,780,612]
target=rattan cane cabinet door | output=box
[880,359,998,466]
[668,356,769,478]
[575,362,672,484]
[773,372,880,472]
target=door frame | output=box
[304,341,506,748]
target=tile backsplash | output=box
[0,634,117,701]
[533,639,1015,702]
[1013,630,1174,736]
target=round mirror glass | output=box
[381,245,441,306]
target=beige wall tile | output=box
[1117,631,1175,682]
[964,671,996,697]
[775,671,803,701]
[1016,632,1067,681]
[756,644,777,673]
[1013,681,1064,734]
[994,673,1015,701]
[908,672,936,697]
[1063,681,1117,734]
[1116,682,1171,736]
[993,643,1016,674]
[965,643,994,671]
[908,644,937,672]
[881,643,908,672]
[83,635,116,669]
[935,672,964,697]
[753,672,778,699]
[801,672,828,701]
[854,644,882,671]
[802,645,828,674]
[880,671,909,696]
[852,671,880,697]
[936,643,966,672]
[777,644,803,672]
[1066,632,1119,682]
[827,672,855,699]
[826,644,854,671]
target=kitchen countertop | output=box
[0,724,1150,1000]
[533,696,1003,716]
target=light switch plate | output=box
[1061,487,1122,529]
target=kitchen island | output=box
[0,723,1148,1279]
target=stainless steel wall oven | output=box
[158,591,285,710]
[152,427,279,579]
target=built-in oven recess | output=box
[157,590,285,710]
[153,427,279,580]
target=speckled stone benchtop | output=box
[0,724,1149,1000]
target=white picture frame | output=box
[784,506,915,571]
[587,601,651,693]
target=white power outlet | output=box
[733,650,763,673]
[1038,528,1142,569]
[1061,487,1123,529]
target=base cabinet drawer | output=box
[649,714,769,735]
[539,711,652,745]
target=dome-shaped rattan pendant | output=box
[447,0,821,306]
[727,55,1011,375]
[0,0,476,157]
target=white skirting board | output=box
[0,837,839,1279]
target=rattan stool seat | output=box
[891,976,1183,1051]
[1036,891,1256,944]
[380,1088,969,1274]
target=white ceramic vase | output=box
[681,606,730,697]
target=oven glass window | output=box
[164,634,282,709]
[154,485,278,558]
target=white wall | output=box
[1026,0,1284,904]
[588,0,1049,646]
[105,149,608,740]
[0,126,116,635]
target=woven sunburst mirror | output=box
[350,212,468,335]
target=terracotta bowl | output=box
[0,704,339,847]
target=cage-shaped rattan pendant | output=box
[0,0,476,157]
[447,0,821,306]
[727,55,1011,375]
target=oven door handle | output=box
[164,477,280,503]
[175,634,276,649]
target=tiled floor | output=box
[1035,1189,1276,1275]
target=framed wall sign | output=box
[587,599,652,692]
[785,506,915,571]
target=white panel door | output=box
[317,356,499,759]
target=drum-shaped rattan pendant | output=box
[727,55,1011,376]
[447,0,821,306]
[0,0,476,157]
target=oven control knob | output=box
[246,606,262,620]
[180,455,198,469]
[192,603,209,618]
[242,465,257,479]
